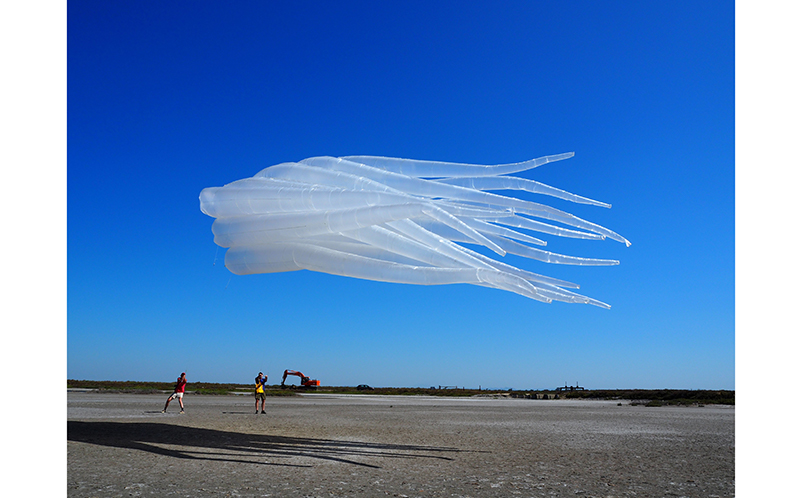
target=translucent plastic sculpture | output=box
[200,153,630,307]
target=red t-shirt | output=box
[175,377,186,393]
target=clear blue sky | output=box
[66,1,734,389]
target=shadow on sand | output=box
[68,421,463,469]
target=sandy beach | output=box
[67,391,733,497]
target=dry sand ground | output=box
[67,391,733,497]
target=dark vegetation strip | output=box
[66,380,734,405]
[561,389,734,406]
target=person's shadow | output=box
[68,421,464,469]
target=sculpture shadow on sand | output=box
[68,421,467,469]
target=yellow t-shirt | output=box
[255,381,264,394]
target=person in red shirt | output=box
[162,372,187,413]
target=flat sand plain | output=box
[67,391,733,497]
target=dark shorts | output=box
[255,392,266,401]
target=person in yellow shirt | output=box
[255,372,267,414]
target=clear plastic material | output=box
[200,153,629,307]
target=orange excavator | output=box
[281,369,320,389]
